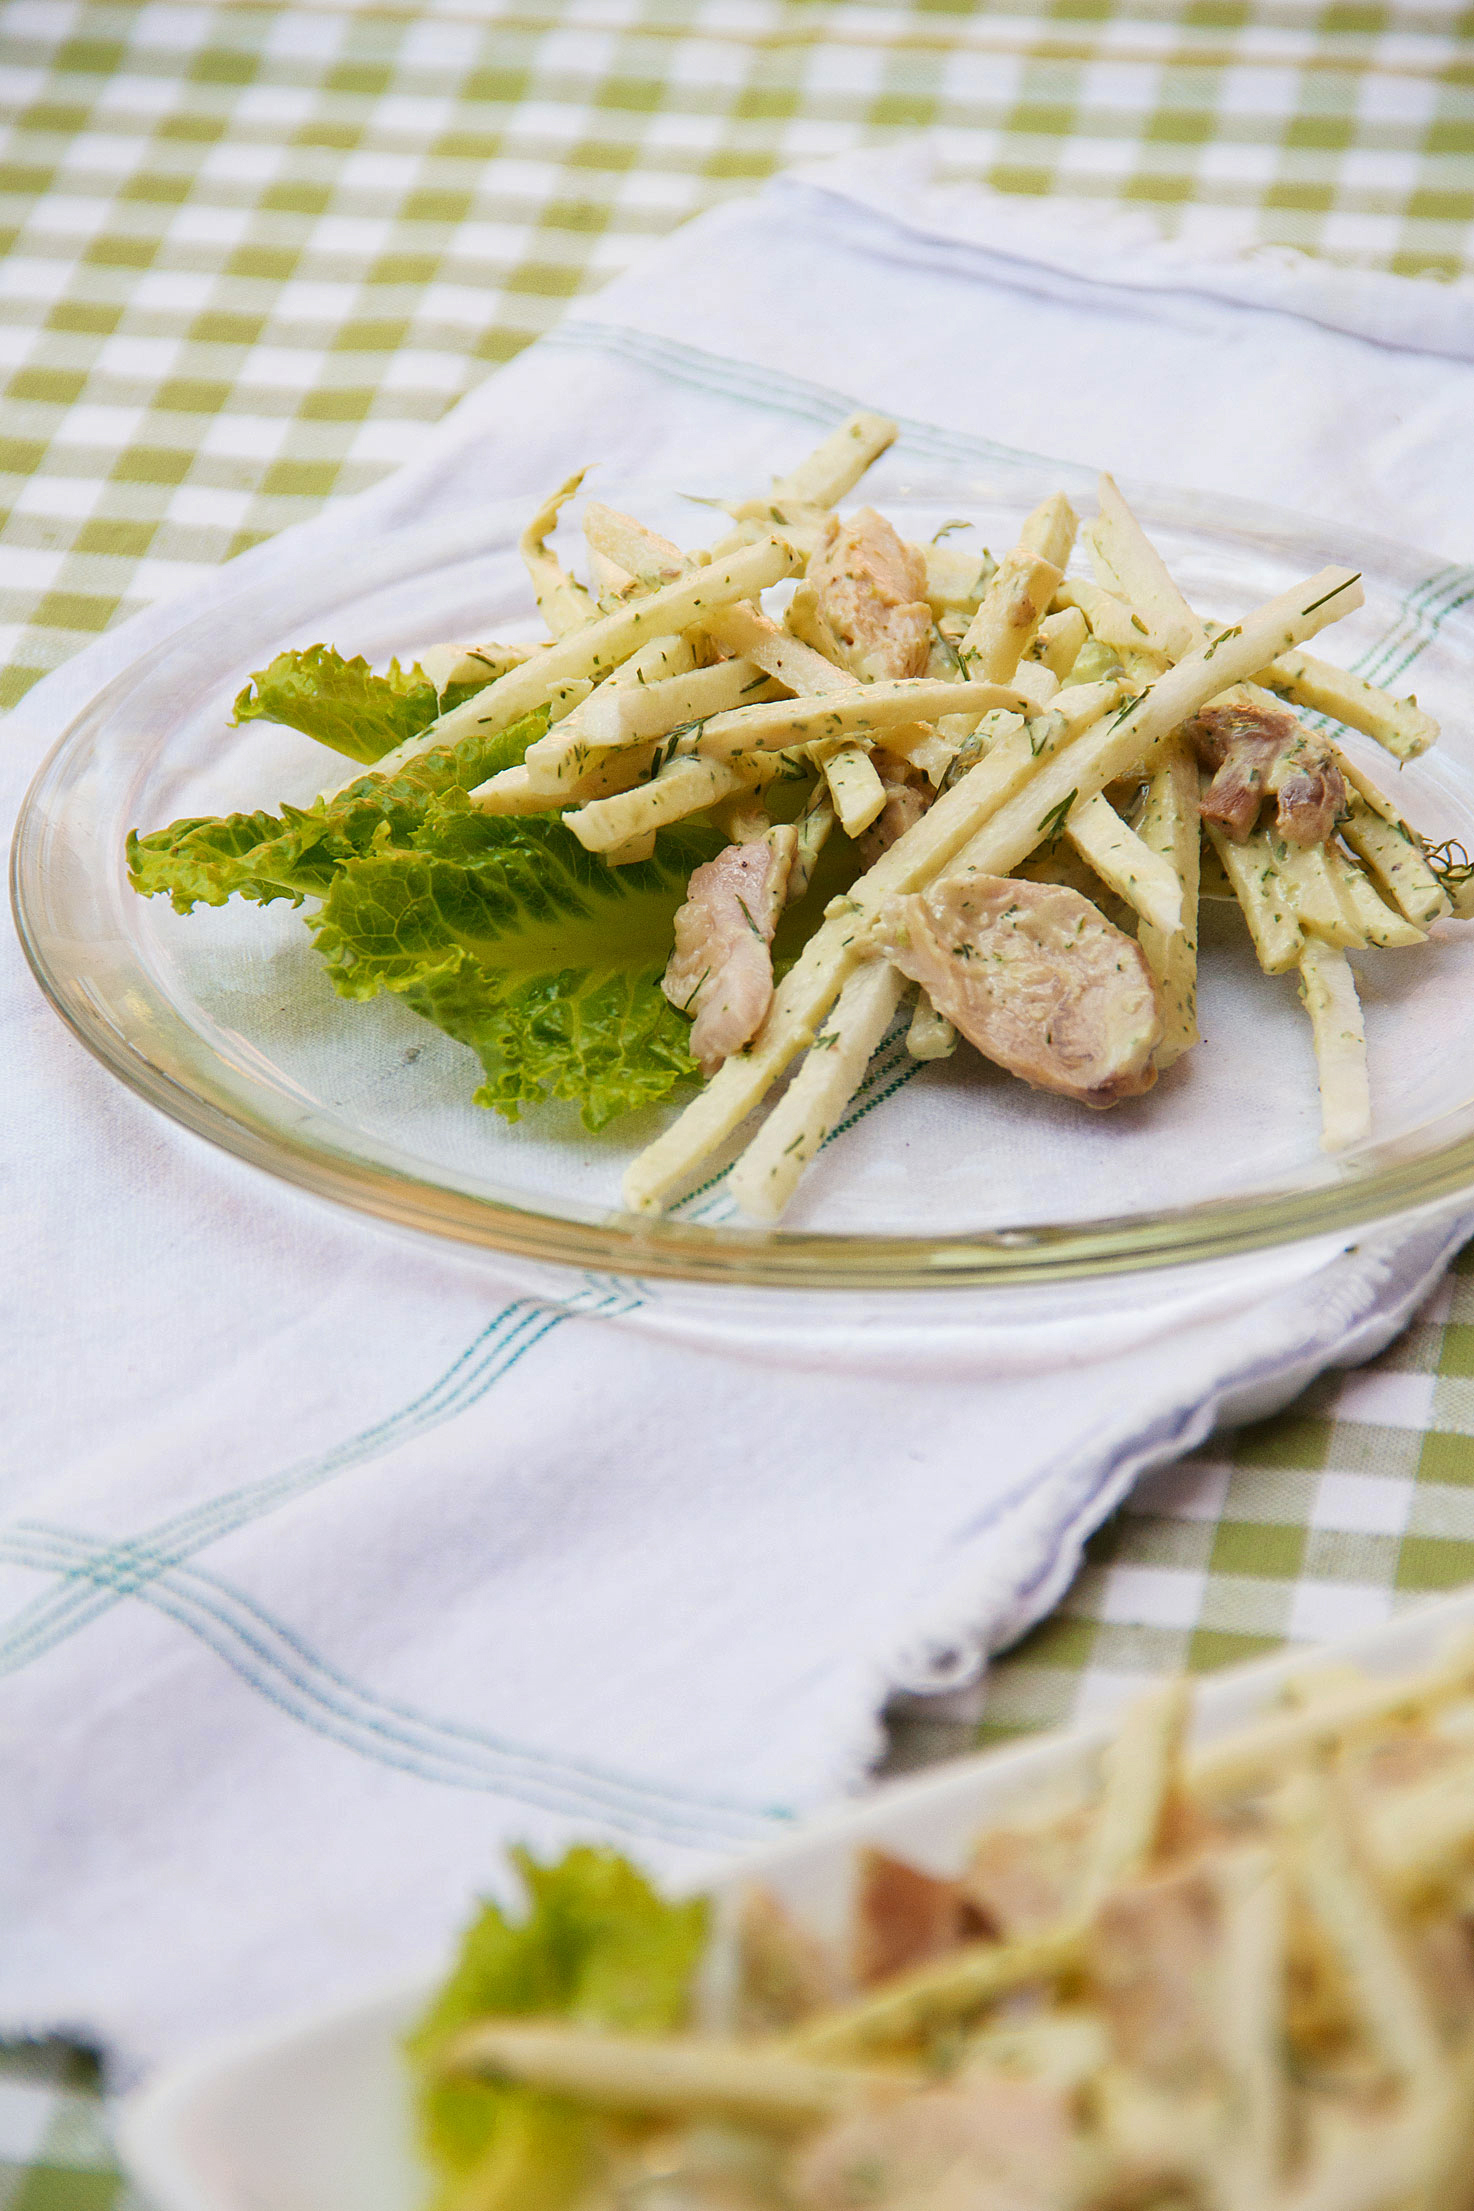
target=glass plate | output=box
[14,465,1474,1294]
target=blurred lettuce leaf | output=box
[406,1845,708,2211]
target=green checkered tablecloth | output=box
[2,0,1472,2196]
[0,2044,145,2211]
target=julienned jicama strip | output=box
[127,415,1464,1210]
[415,1618,1474,2211]
[329,530,805,792]
[622,559,1370,1219]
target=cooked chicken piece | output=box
[1349,1728,1466,1794]
[965,1812,1092,1940]
[808,508,933,683]
[877,875,1162,1108]
[1415,1914,1474,2039]
[859,748,934,867]
[736,1885,841,2033]
[662,834,794,1075]
[1186,694,1346,846]
[1089,1863,1223,2091]
[852,1850,990,1990]
[792,2074,1080,2211]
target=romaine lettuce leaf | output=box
[310,807,722,1129]
[129,716,719,1129]
[126,709,549,914]
[406,1845,708,2211]
[231,644,441,764]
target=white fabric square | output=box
[52,131,143,179]
[0,254,74,303]
[90,70,180,119]
[131,4,213,54]
[1312,1471,1415,1536]
[4,0,82,37]
[95,332,185,382]
[1331,1364,1437,1429]
[1099,1565,1208,1631]
[1289,1580,1394,1641]
[198,141,291,188]
[9,473,107,520]
[0,2080,58,2165]
[163,483,254,530]
[196,411,293,460]
[165,203,254,249]
[20,193,114,242]
[128,268,214,313]
[304,214,396,260]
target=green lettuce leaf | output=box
[406,1845,708,2211]
[126,709,549,915]
[231,644,441,764]
[309,808,722,1129]
[439,677,501,719]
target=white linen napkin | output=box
[4,147,1474,2081]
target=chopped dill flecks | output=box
[1301,574,1360,619]
[677,967,712,1013]
[1036,788,1079,844]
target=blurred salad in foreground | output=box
[411,1629,1474,2210]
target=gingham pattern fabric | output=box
[4,0,1474,712]
[2,0,1472,2193]
[0,2043,146,2211]
[886,1244,1474,1769]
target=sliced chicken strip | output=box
[852,1850,990,1990]
[859,746,935,867]
[662,833,794,1075]
[808,507,933,683]
[966,1812,1093,1941]
[1186,694,1346,847]
[878,874,1162,1107]
[792,2074,1082,2211]
[1090,1862,1225,2091]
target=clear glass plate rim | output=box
[13,472,1474,1294]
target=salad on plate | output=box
[128,416,1470,1219]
